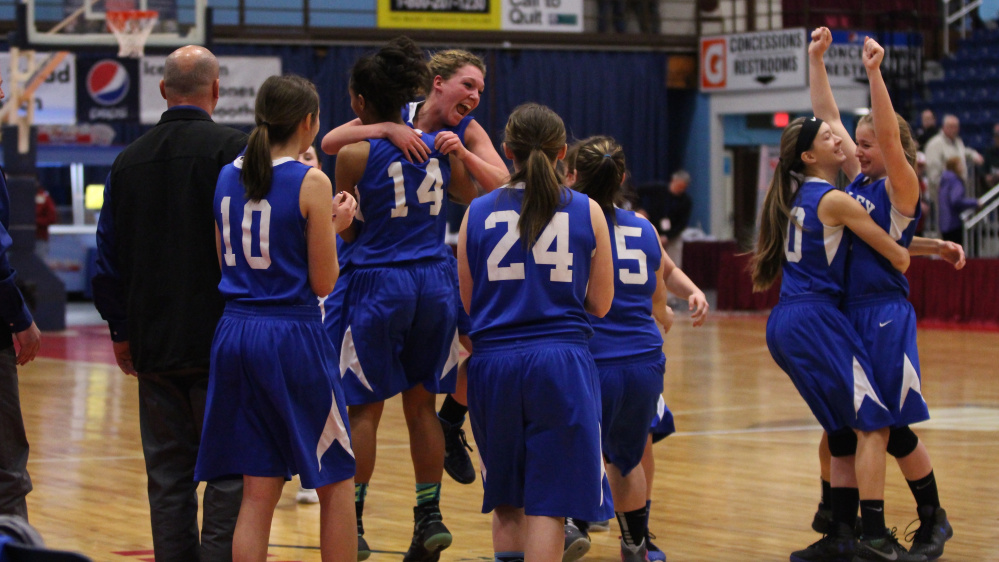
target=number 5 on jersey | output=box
[220,196,272,269]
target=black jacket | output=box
[93,107,246,374]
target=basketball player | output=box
[458,103,614,562]
[323,47,508,488]
[808,29,955,560]
[329,37,475,562]
[194,74,358,562]
[749,116,922,562]
[568,136,673,562]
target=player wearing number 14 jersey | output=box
[328,37,477,562]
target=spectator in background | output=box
[938,156,981,244]
[915,109,938,149]
[598,0,660,33]
[660,170,692,268]
[34,183,56,260]
[923,114,982,211]
[980,122,999,195]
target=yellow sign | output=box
[85,184,105,210]
[378,0,501,30]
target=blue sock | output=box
[495,552,524,562]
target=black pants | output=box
[138,371,242,562]
[0,346,30,520]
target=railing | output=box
[963,181,999,257]
[942,0,983,53]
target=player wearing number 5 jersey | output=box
[458,103,614,562]
[750,116,914,562]
[194,74,358,562]
[329,37,476,562]
[569,136,672,562]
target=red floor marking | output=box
[110,551,154,556]
[39,325,118,365]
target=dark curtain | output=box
[85,44,674,186]
[489,49,670,185]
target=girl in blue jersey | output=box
[810,29,964,560]
[750,116,914,562]
[458,103,614,562]
[568,136,673,562]
[330,37,476,562]
[323,47,509,489]
[194,74,358,562]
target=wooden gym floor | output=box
[17,310,999,561]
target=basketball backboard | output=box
[19,0,206,51]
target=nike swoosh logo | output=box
[879,320,893,327]
[863,545,898,560]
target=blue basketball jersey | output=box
[844,174,918,299]
[215,157,316,305]
[402,102,474,142]
[779,179,849,299]
[589,208,664,361]
[465,184,595,344]
[349,136,453,266]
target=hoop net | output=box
[106,10,159,58]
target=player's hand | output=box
[809,27,832,58]
[113,340,137,376]
[939,241,966,270]
[662,305,675,335]
[688,291,710,327]
[435,131,469,160]
[332,191,358,234]
[14,322,40,366]
[863,37,885,70]
[386,123,429,163]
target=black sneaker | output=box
[356,504,371,561]
[403,504,452,562]
[439,415,476,484]
[812,503,834,534]
[853,528,927,562]
[791,522,855,562]
[563,517,591,562]
[906,506,953,561]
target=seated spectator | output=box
[939,156,981,244]
[916,109,937,149]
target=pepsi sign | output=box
[76,56,139,123]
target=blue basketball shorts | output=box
[597,350,665,475]
[467,336,614,522]
[321,267,352,356]
[844,295,929,426]
[766,295,894,433]
[337,260,458,404]
[650,395,676,443]
[195,303,355,489]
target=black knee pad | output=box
[827,429,858,457]
[887,426,919,458]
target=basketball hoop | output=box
[106,10,159,58]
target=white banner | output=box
[1,52,77,125]
[700,28,807,92]
[140,56,282,125]
[502,0,582,32]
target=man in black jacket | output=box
[92,45,247,562]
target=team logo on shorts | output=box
[86,60,131,106]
